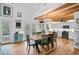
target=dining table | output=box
[31,34,48,53]
[31,32,57,53]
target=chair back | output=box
[26,35,30,44]
[53,32,57,42]
[41,37,48,45]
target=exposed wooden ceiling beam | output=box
[35,3,79,22]
[40,4,79,19]
[35,3,78,19]
[47,5,79,20]
[48,4,79,15]
[48,13,74,22]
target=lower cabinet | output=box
[14,34,23,42]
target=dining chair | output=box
[40,35,49,51]
[26,35,36,54]
[0,42,1,51]
[47,32,57,48]
[52,32,57,48]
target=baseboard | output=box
[1,41,25,45]
[1,42,13,45]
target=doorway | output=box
[2,20,11,44]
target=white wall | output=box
[74,11,79,41]
[0,3,35,42]
[0,3,43,42]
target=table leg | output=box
[35,40,41,53]
[36,44,40,53]
[51,41,54,48]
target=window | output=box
[16,20,21,28]
[3,6,11,15]
[63,25,69,29]
[17,12,22,18]
[1,4,13,17]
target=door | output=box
[2,20,11,44]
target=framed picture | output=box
[76,18,79,24]
[1,4,13,17]
[17,12,22,18]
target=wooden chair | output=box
[48,32,57,48]
[40,35,49,51]
[0,42,1,51]
[52,32,57,48]
[26,35,36,54]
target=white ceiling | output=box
[11,3,63,18]
[10,3,62,17]
[13,3,42,15]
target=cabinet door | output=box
[14,35,18,41]
[19,34,23,41]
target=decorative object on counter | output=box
[17,12,22,18]
[0,3,13,17]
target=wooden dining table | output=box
[30,32,57,53]
[31,34,47,53]
[31,34,43,41]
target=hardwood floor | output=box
[49,38,74,55]
[1,38,79,55]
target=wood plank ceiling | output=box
[35,3,79,22]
